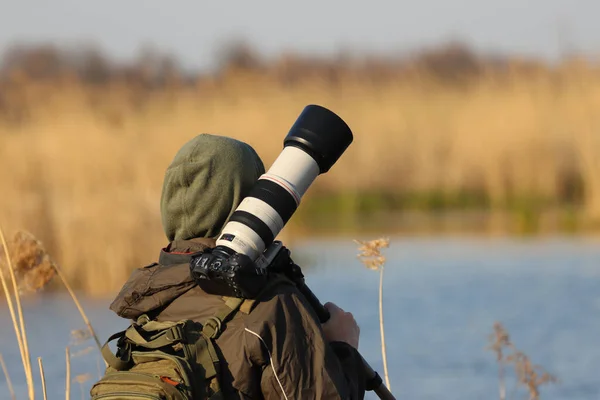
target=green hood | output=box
[160,134,265,241]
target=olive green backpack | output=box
[90,296,247,400]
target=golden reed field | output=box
[0,42,599,294]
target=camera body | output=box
[189,248,265,298]
[190,241,290,298]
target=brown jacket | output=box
[110,238,366,399]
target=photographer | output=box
[108,133,366,399]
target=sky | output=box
[1,0,599,71]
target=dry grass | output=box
[74,373,93,400]
[0,353,16,400]
[0,229,103,376]
[0,231,103,351]
[0,229,103,399]
[0,225,34,400]
[4,231,56,294]
[0,45,599,293]
[356,237,391,390]
[65,347,71,400]
[37,357,47,400]
[488,322,557,400]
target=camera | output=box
[190,104,353,298]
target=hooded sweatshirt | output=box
[109,134,366,399]
[160,133,265,241]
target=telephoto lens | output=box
[216,104,353,260]
[190,104,353,298]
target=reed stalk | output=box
[378,264,390,390]
[0,258,26,379]
[488,322,556,400]
[0,353,16,400]
[355,238,392,390]
[74,374,92,400]
[38,357,48,400]
[0,224,34,400]
[53,263,103,354]
[66,347,71,400]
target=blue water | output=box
[1,237,599,399]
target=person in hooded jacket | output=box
[109,134,366,399]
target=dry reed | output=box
[0,228,32,380]
[14,231,101,351]
[356,237,392,390]
[6,231,56,294]
[0,353,16,400]
[1,231,32,373]
[66,347,71,400]
[38,357,48,400]
[0,246,26,384]
[488,322,557,400]
[489,322,510,400]
[0,230,104,374]
[0,225,35,400]
[74,373,92,400]
[53,261,103,353]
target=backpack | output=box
[90,295,250,400]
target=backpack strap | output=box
[201,297,245,339]
[201,273,296,338]
[124,323,185,349]
[100,317,191,371]
[197,274,297,399]
[100,330,133,371]
[181,297,241,400]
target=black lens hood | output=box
[283,105,353,173]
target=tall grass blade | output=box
[0,224,34,400]
[0,353,16,400]
[38,357,48,400]
[53,262,104,356]
[0,257,25,382]
[378,265,391,390]
[66,347,71,400]
[355,238,392,390]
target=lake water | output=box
[1,236,599,400]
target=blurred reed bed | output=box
[0,42,599,293]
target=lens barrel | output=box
[215,105,353,261]
[284,105,353,173]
